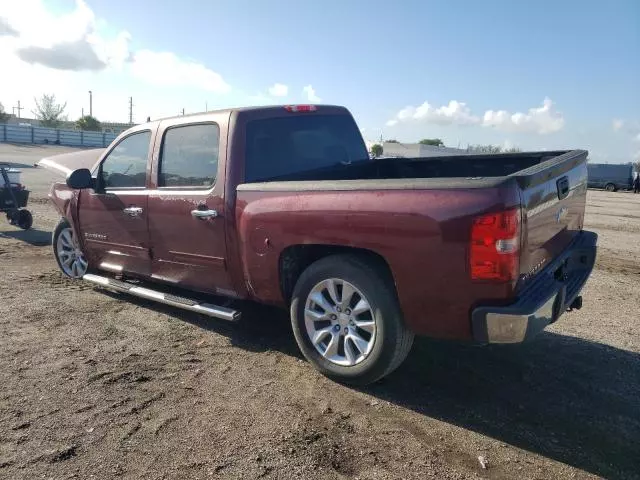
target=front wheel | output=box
[290,255,414,386]
[53,218,88,279]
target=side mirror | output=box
[66,168,94,190]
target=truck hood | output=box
[38,148,105,177]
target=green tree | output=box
[371,144,383,157]
[0,102,9,123]
[32,94,67,128]
[419,138,443,146]
[467,144,521,154]
[76,115,101,131]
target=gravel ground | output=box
[1,144,639,480]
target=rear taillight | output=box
[470,208,521,282]
[284,105,317,112]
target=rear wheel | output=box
[53,218,88,279]
[605,183,616,192]
[290,255,414,385]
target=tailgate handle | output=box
[556,177,569,200]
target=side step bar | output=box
[83,274,241,322]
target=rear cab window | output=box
[158,123,220,188]
[244,114,368,182]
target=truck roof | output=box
[151,104,347,123]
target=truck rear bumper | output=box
[471,230,597,344]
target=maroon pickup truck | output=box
[40,104,597,385]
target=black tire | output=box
[290,254,414,386]
[52,217,89,278]
[53,218,70,275]
[605,183,616,192]
[16,209,33,230]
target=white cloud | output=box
[302,85,321,103]
[387,97,565,134]
[387,100,478,127]
[612,119,625,131]
[482,98,564,134]
[613,119,640,142]
[129,50,230,93]
[0,16,19,37]
[0,0,231,121]
[268,83,288,97]
[1,0,95,46]
[0,0,119,71]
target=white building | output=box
[382,142,468,158]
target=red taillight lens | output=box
[284,105,317,112]
[470,208,521,282]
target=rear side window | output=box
[101,130,151,189]
[159,123,219,188]
[244,114,368,182]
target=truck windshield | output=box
[244,114,369,182]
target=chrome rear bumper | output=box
[471,231,597,344]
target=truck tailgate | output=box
[515,150,588,286]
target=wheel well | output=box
[278,244,395,305]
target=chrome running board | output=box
[83,273,240,322]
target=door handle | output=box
[191,209,218,219]
[123,206,143,217]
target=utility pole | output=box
[128,97,133,124]
[13,101,23,119]
[88,90,93,117]
[82,108,84,118]
[181,108,185,116]
[205,101,208,112]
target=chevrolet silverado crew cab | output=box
[39,104,597,385]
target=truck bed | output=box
[247,150,575,185]
[236,148,589,339]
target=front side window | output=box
[159,123,219,188]
[101,131,151,189]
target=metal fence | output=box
[0,124,117,148]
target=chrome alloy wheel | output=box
[304,278,377,366]
[56,227,88,278]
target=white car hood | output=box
[38,148,105,177]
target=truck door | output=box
[146,113,236,296]
[78,128,153,277]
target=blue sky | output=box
[2,0,639,161]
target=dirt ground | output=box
[1,144,639,480]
